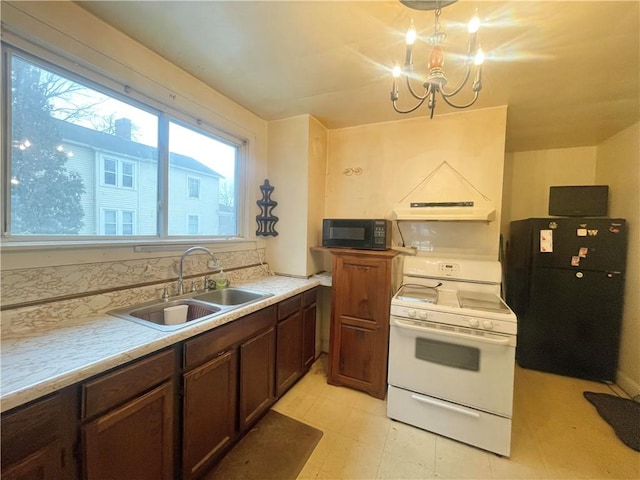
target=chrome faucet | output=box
[177,246,218,295]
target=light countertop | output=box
[1,275,320,413]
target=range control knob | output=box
[407,310,417,318]
[418,311,429,320]
[482,320,494,330]
[468,318,480,328]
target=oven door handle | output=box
[410,393,481,418]
[391,318,512,346]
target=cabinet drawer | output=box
[82,348,176,419]
[303,288,317,307]
[277,294,302,321]
[184,306,276,369]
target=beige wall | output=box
[595,123,640,397]
[504,146,598,225]
[326,106,508,259]
[266,115,327,277]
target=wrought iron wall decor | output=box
[256,179,279,236]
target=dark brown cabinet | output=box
[328,249,398,399]
[1,387,78,480]
[302,288,318,370]
[81,348,176,480]
[182,349,237,480]
[239,326,276,431]
[275,294,303,397]
[182,305,276,478]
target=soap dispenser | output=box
[214,270,228,289]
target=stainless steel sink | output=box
[108,287,273,331]
[192,287,272,306]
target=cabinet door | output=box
[275,311,303,397]
[1,443,62,480]
[82,381,174,480]
[329,253,392,399]
[1,388,77,480]
[302,302,317,371]
[182,350,237,480]
[239,327,276,431]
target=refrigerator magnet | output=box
[579,247,588,258]
[571,256,580,266]
[540,230,553,252]
[577,228,587,237]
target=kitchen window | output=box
[1,43,243,242]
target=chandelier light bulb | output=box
[468,12,480,34]
[406,20,417,45]
[392,65,402,78]
[474,48,485,66]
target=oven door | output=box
[388,316,515,417]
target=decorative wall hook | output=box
[343,167,363,176]
[256,179,279,237]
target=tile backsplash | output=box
[0,247,270,335]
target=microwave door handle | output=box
[391,317,511,346]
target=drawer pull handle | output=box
[410,394,480,418]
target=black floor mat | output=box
[584,391,640,452]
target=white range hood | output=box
[389,161,496,222]
[391,201,496,222]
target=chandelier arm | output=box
[405,75,430,101]
[439,89,480,109]
[439,64,473,98]
[392,96,428,114]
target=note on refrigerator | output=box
[540,229,553,252]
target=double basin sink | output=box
[108,287,273,331]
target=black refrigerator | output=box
[506,217,627,382]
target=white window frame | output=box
[100,156,136,190]
[186,214,200,235]
[1,39,247,246]
[187,176,200,199]
[100,208,136,236]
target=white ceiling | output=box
[76,0,639,152]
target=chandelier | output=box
[390,0,484,119]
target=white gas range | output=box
[387,255,517,457]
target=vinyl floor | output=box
[271,355,640,479]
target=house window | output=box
[101,158,136,189]
[104,209,117,235]
[2,45,243,241]
[188,177,200,199]
[102,209,136,235]
[187,214,199,235]
[104,159,117,186]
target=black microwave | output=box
[322,219,391,250]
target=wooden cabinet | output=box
[182,350,236,480]
[239,326,276,431]
[328,249,399,399]
[275,294,303,397]
[81,348,176,480]
[182,305,276,478]
[1,387,78,480]
[302,288,318,370]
